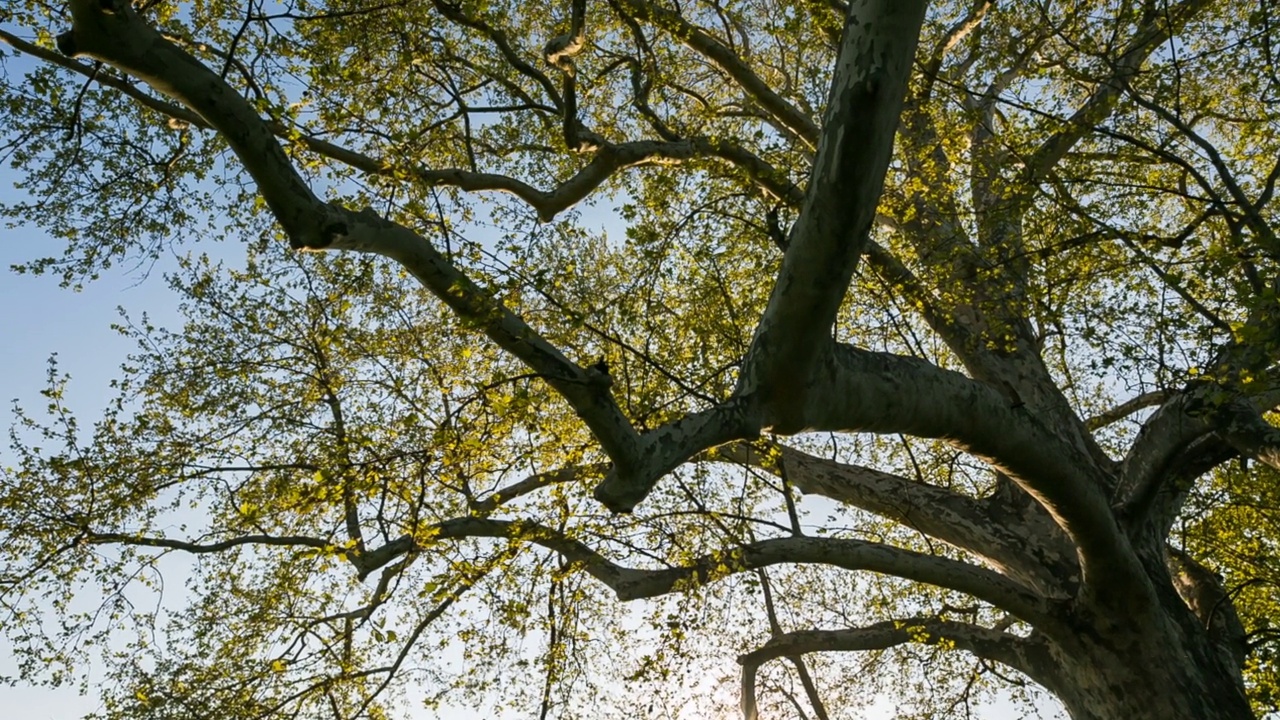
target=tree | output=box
[2,0,1280,717]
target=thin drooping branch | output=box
[85,512,1051,622]
[429,0,563,110]
[738,617,1048,720]
[350,566,490,720]
[470,463,612,515]
[3,25,785,224]
[87,525,405,583]
[1123,87,1280,256]
[916,0,992,103]
[1018,0,1214,195]
[84,531,332,554]
[756,569,831,720]
[1120,237,1231,332]
[303,131,799,222]
[870,78,1114,490]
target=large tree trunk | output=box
[1046,627,1252,720]
[1035,546,1253,720]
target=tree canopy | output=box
[2,0,1280,718]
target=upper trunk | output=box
[1043,619,1253,720]
[1029,535,1253,720]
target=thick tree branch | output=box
[0,26,209,127]
[1213,399,1280,470]
[886,99,1115,478]
[47,0,795,517]
[298,132,680,221]
[91,510,1048,627]
[369,516,1053,621]
[60,1,348,247]
[594,400,753,512]
[1119,393,1216,520]
[1167,546,1249,679]
[543,0,604,152]
[606,535,1048,620]
[1121,378,1280,524]
[798,343,1141,596]
[737,1,928,432]
[738,617,1040,690]
[711,441,1074,597]
[897,0,1209,468]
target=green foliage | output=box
[2,0,1280,718]
[1183,460,1280,715]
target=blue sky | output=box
[0,220,160,415]
[0,188,133,718]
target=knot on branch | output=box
[286,205,374,251]
[315,220,348,249]
[593,463,647,513]
[542,0,586,73]
[586,356,614,388]
[352,534,416,580]
[55,30,79,56]
[543,32,584,74]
